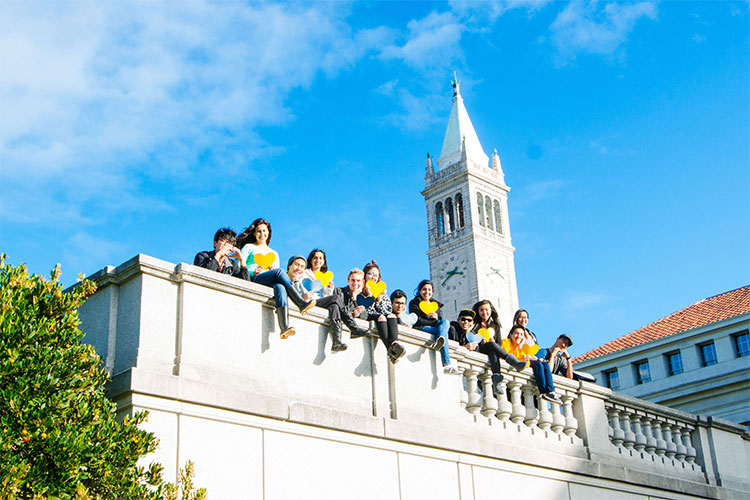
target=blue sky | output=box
[1,1,748,356]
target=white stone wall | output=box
[77,256,750,500]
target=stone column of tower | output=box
[422,78,519,331]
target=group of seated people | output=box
[194,220,590,404]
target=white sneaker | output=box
[443,363,460,375]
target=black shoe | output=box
[276,306,295,339]
[430,336,445,351]
[389,342,405,363]
[491,373,503,395]
[331,341,348,352]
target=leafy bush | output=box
[0,256,205,499]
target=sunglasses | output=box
[459,317,474,322]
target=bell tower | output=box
[422,77,519,331]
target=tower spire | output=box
[437,74,489,170]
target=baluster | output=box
[537,396,552,432]
[561,394,578,437]
[465,368,482,415]
[508,380,525,424]
[459,370,468,412]
[480,370,498,419]
[495,376,512,422]
[671,424,687,462]
[631,414,646,453]
[608,406,624,447]
[523,384,538,428]
[652,419,667,457]
[550,399,565,434]
[661,421,677,459]
[641,416,657,455]
[619,409,636,451]
[681,427,697,465]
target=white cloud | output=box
[379,11,464,70]
[449,0,552,26]
[524,179,567,201]
[0,1,393,225]
[549,0,658,65]
[692,33,706,44]
[563,290,614,310]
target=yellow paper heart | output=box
[366,280,387,298]
[253,252,275,269]
[314,271,334,287]
[419,300,439,315]
[478,327,495,341]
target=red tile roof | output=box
[573,285,750,364]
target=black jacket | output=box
[194,251,249,281]
[408,296,444,330]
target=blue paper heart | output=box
[301,278,323,293]
[356,295,374,308]
[465,331,484,344]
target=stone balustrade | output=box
[73,255,750,500]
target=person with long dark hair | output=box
[512,308,537,345]
[237,218,315,339]
[304,248,335,298]
[409,279,458,374]
[358,260,405,363]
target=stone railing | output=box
[74,255,750,500]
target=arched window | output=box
[445,197,455,232]
[435,202,445,237]
[455,193,464,228]
[493,199,503,234]
[485,196,494,230]
[476,192,484,227]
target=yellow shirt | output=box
[501,339,539,370]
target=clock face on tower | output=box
[440,257,468,291]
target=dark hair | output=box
[306,248,328,273]
[472,300,500,330]
[213,227,237,245]
[508,324,526,339]
[414,279,433,298]
[363,260,381,282]
[390,289,407,302]
[558,334,573,347]
[512,309,529,326]
[458,309,475,320]
[237,218,272,247]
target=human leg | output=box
[531,360,555,394]
[482,341,527,372]
[253,269,315,314]
[386,316,404,363]
[316,295,346,352]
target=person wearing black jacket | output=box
[193,227,250,281]
[408,279,459,375]
[331,268,371,340]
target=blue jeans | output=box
[252,269,293,307]
[531,360,555,394]
[421,319,450,365]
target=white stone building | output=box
[573,285,750,427]
[423,79,519,328]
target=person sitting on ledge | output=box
[502,325,562,404]
[193,227,249,281]
[332,268,370,340]
[305,248,335,297]
[473,300,503,343]
[409,279,459,375]
[237,218,315,340]
[288,255,364,353]
[452,309,526,393]
[536,334,597,383]
[513,308,537,345]
[358,261,405,364]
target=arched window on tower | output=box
[476,192,485,227]
[493,199,503,234]
[435,202,445,237]
[445,197,455,232]
[485,196,494,230]
[455,193,464,228]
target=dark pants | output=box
[531,360,555,394]
[478,341,511,374]
[316,294,343,322]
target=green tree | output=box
[0,256,205,499]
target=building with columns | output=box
[423,79,519,328]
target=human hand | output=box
[353,305,365,316]
[467,342,477,351]
[326,281,334,289]
[428,312,438,320]
[304,292,314,301]
[254,266,264,276]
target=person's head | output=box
[554,334,573,349]
[508,325,526,346]
[415,279,434,301]
[390,289,408,315]
[473,300,498,324]
[347,268,364,293]
[287,255,306,280]
[212,227,237,251]
[237,218,272,247]
[513,309,529,328]
[457,309,475,333]
[306,249,328,273]
[363,260,381,283]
